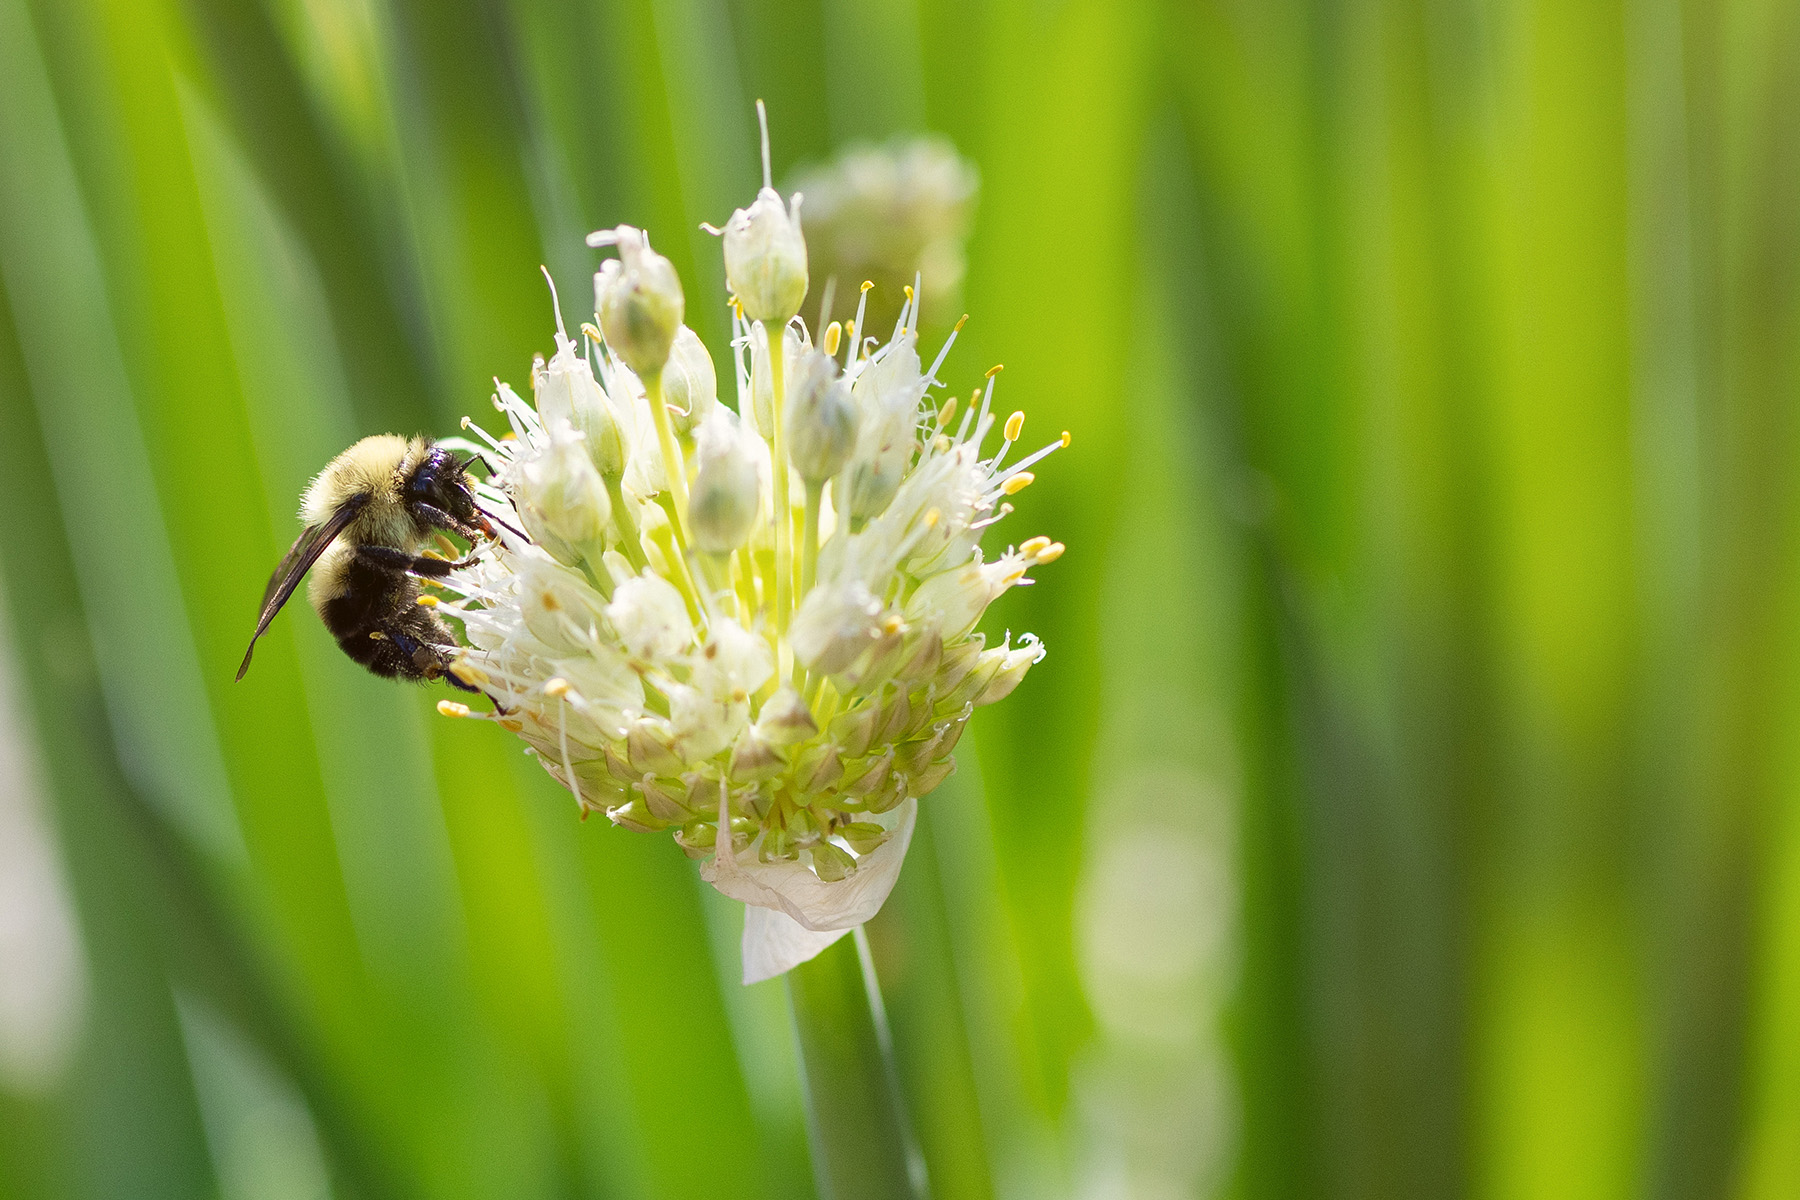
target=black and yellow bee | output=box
[237,435,490,691]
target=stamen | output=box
[449,661,492,688]
[460,416,507,453]
[557,693,585,812]
[851,282,873,364]
[1004,411,1025,442]
[416,594,440,608]
[1036,542,1066,563]
[540,265,567,339]
[937,396,959,430]
[1001,472,1034,495]
[823,322,842,357]
[544,677,571,699]
[756,99,773,191]
[986,363,1004,379]
[438,701,471,718]
[1061,430,1072,447]
[1019,536,1052,558]
[582,322,604,344]
[923,315,964,384]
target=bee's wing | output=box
[236,494,368,680]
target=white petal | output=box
[740,908,853,985]
[703,797,916,937]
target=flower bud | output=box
[517,558,611,656]
[723,188,808,324]
[688,412,763,553]
[667,682,745,761]
[517,424,610,566]
[606,572,694,661]
[535,335,626,477]
[592,226,684,378]
[975,635,1045,705]
[791,581,885,675]
[663,326,717,436]
[755,686,818,745]
[784,350,860,484]
[848,334,925,521]
[692,616,775,700]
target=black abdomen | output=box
[320,555,461,684]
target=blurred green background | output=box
[2,0,1799,1198]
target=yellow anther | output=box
[823,322,842,356]
[499,718,524,733]
[423,548,447,561]
[437,700,471,718]
[1004,411,1025,441]
[938,396,959,426]
[934,435,952,452]
[904,284,915,302]
[449,660,491,686]
[1037,541,1066,563]
[416,593,440,607]
[1061,430,1072,448]
[898,328,908,339]
[581,322,604,343]
[460,416,473,429]
[924,508,941,528]
[1019,536,1052,558]
[954,313,969,331]
[543,677,571,698]
[882,615,904,635]
[1001,472,1034,495]
[501,430,518,441]
[861,280,875,294]
[986,363,1005,379]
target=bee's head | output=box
[407,445,482,532]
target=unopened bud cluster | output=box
[433,110,1065,957]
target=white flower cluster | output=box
[792,135,978,335]
[433,109,1065,980]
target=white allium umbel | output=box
[792,135,978,335]
[435,105,1067,982]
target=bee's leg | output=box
[354,544,479,577]
[413,502,487,543]
[376,615,481,694]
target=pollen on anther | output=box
[450,660,491,686]
[1004,411,1025,441]
[416,594,440,607]
[1037,542,1066,563]
[1002,472,1035,495]
[861,280,875,294]
[1019,536,1052,558]
[1061,430,1072,448]
[986,363,1005,379]
[544,677,572,699]
[954,314,969,331]
[438,700,471,718]
[823,322,842,356]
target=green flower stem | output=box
[767,327,792,644]
[604,473,650,571]
[642,369,691,537]
[787,932,922,1200]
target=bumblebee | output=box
[237,435,491,691]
